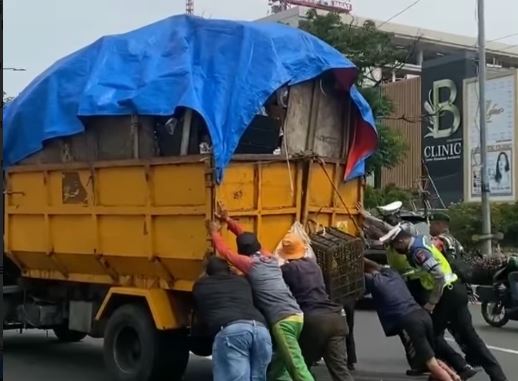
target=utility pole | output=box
[477,0,492,256]
[186,0,194,15]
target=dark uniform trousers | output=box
[343,298,357,366]
[400,279,474,374]
[433,282,508,381]
[299,312,353,381]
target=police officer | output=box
[429,212,479,367]
[361,207,460,376]
[429,213,476,298]
[429,213,467,269]
[385,227,509,381]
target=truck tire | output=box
[53,326,87,343]
[104,304,189,381]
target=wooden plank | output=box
[87,116,135,160]
[180,110,193,155]
[282,78,348,160]
[312,87,345,158]
[84,116,157,161]
[342,96,352,158]
[283,81,314,155]
[65,130,98,162]
[138,116,158,159]
[20,139,63,165]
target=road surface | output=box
[4,306,517,381]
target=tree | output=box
[300,10,410,176]
[359,86,408,176]
[3,91,14,106]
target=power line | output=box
[378,0,423,28]
[487,32,518,43]
[500,43,518,51]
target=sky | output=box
[4,0,518,95]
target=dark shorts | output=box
[399,309,435,369]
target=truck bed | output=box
[5,155,361,292]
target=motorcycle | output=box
[477,258,518,328]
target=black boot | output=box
[459,365,479,380]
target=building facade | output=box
[258,7,518,203]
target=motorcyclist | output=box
[493,255,518,308]
[377,203,427,305]
[508,257,518,306]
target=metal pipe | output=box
[477,0,492,256]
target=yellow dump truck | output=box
[3,16,376,381]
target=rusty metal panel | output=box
[5,155,364,292]
[305,160,362,237]
[216,158,302,252]
[380,77,422,189]
[5,157,212,289]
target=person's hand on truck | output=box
[206,220,221,234]
[356,202,367,217]
[215,201,229,222]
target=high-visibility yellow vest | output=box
[386,247,420,280]
[409,236,458,291]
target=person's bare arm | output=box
[225,217,245,236]
[215,202,245,237]
[364,214,394,232]
[357,203,393,232]
[207,221,252,274]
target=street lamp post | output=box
[477,0,492,256]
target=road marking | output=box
[445,337,518,355]
[190,352,212,360]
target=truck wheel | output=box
[53,326,87,343]
[161,330,190,380]
[104,304,189,381]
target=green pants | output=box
[268,314,315,381]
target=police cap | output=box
[430,211,450,223]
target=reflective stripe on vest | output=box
[411,237,458,291]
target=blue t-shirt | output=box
[365,268,422,336]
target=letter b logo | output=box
[424,79,460,139]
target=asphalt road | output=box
[4,306,517,381]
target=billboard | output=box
[421,54,477,205]
[464,71,517,202]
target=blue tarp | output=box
[3,15,377,181]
